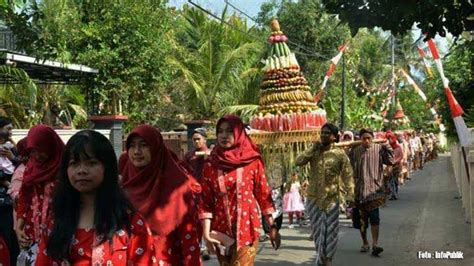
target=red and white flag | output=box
[380,88,396,118]
[427,38,471,146]
[417,46,434,78]
[319,42,348,92]
[399,68,445,131]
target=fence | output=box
[161,131,188,159]
[450,128,474,245]
[12,129,111,144]
[122,131,189,160]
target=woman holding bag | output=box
[199,115,281,265]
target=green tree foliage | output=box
[168,5,263,120]
[349,29,391,94]
[2,0,471,136]
[71,0,175,125]
[322,0,473,38]
[3,0,178,129]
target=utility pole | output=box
[391,34,396,105]
[340,53,346,130]
[390,34,396,129]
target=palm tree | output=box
[168,5,263,120]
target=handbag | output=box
[17,244,39,266]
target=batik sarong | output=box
[306,200,339,266]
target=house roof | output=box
[0,49,98,84]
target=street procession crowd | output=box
[0,115,439,266]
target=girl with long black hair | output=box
[35,130,155,265]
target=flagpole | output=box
[426,37,471,184]
[391,35,395,105]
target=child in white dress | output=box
[283,172,305,228]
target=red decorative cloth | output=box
[208,115,262,171]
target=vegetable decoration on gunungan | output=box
[250,19,326,132]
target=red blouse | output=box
[199,159,275,250]
[152,207,202,266]
[17,181,56,244]
[35,213,155,265]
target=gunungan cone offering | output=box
[250,19,326,131]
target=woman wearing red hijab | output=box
[15,125,64,259]
[199,115,281,265]
[120,124,202,266]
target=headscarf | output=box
[208,115,262,171]
[342,131,354,142]
[16,137,28,157]
[120,125,197,237]
[386,131,400,150]
[22,125,64,186]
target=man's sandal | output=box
[372,246,384,256]
[360,245,370,253]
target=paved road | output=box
[205,154,474,265]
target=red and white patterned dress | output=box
[35,213,155,265]
[17,181,56,244]
[199,159,275,250]
[152,212,202,266]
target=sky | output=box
[168,0,450,55]
[168,0,268,19]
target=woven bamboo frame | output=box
[249,129,385,146]
[249,130,321,145]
